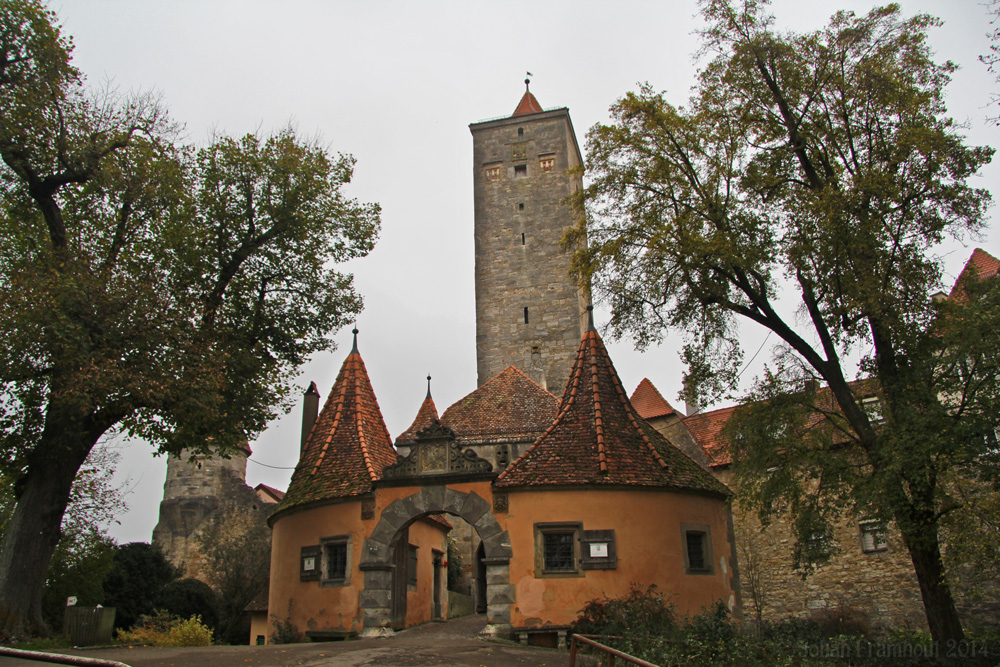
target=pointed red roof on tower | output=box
[630,378,679,420]
[278,331,397,510]
[512,79,543,117]
[441,366,558,441]
[496,318,729,496]
[949,248,999,301]
[396,376,440,445]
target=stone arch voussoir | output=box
[359,487,512,638]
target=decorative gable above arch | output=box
[382,420,494,482]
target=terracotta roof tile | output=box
[441,366,558,442]
[396,394,439,445]
[949,248,999,302]
[683,381,874,467]
[496,329,730,497]
[512,91,543,117]
[682,406,738,466]
[630,378,679,420]
[278,346,397,511]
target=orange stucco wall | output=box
[268,500,370,640]
[504,488,735,628]
[405,518,448,628]
[268,482,734,639]
[267,496,450,641]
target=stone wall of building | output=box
[470,108,589,394]
[714,468,999,633]
[152,447,251,580]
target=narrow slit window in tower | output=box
[521,233,525,245]
[518,127,524,137]
[524,307,529,324]
[518,202,524,211]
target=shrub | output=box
[117,610,213,647]
[269,614,301,644]
[156,578,220,634]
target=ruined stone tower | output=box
[151,446,250,579]
[469,83,589,392]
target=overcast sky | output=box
[49,0,1000,544]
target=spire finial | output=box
[586,305,595,332]
[426,374,432,399]
[351,327,359,353]
[525,77,530,92]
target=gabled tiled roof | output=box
[684,381,873,468]
[277,341,397,511]
[396,386,440,445]
[682,406,738,466]
[254,483,285,503]
[440,366,558,442]
[512,90,543,117]
[630,378,679,420]
[496,328,730,497]
[950,248,999,301]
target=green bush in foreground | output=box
[117,610,213,647]
[571,586,999,667]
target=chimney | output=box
[683,376,700,417]
[301,381,320,454]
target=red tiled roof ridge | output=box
[497,329,727,496]
[254,483,285,498]
[355,361,380,482]
[512,91,543,117]
[440,365,559,441]
[630,378,678,420]
[279,346,397,511]
[312,355,351,475]
[396,394,440,443]
[949,248,999,301]
[485,365,557,399]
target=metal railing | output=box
[568,634,660,667]
[0,646,131,667]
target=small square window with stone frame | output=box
[320,535,351,586]
[534,522,582,577]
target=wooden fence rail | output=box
[568,634,661,667]
[0,647,131,667]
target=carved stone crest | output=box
[383,419,493,480]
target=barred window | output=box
[681,523,714,575]
[534,522,582,576]
[544,532,575,571]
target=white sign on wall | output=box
[589,543,609,558]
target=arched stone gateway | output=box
[358,486,513,639]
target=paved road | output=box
[2,615,570,667]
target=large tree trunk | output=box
[0,418,95,638]
[897,516,965,645]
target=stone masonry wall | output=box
[715,467,999,633]
[152,447,250,580]
[470,109,589,394]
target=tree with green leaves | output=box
[196,497,272,644]
[573,0,996,644]
[102,542,179,633]
[0,0,379,637]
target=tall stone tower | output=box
[470,82,589,393]
[151,446,250,580]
